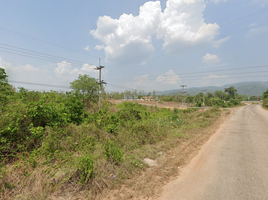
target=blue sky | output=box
[0,0,268,93]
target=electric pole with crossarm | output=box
[180,85,187,109]
[201,89,207,107]
[95,58,106,111]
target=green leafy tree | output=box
[214,91,227,100]
[206,92,214,99]
[0,67,14,110]
[152,89,156,97]
[70,74,99,103]
[0,67,8,83]
[224,86,237,99]
[263,89,268,99]
[263,89,268,108]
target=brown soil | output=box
[109,99,188,109]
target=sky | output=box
[0,0,268,93]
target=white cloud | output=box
[213,36,230,48]
[202,53,221,65]
[156,75,166,82]
[157,0,219,53]
[84,45,90,51]
[125,69,180,91]
[206,74,227,79]
[0,57,97,90]
[95,45,105,50]
[210,0,227,3]
[81,63,96,73]
[54,61,96,77]
[0,57,50,84]
[91,0,220,65]
[91,1,161,65]
[156,69,180,84]
[54,61,72,75]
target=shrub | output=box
[263,98,268,108]
[77,155,94,183]
[104,139,124,164]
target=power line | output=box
[106,65,268,81]
[0,26,99,59]
[107,83,150,93]
[0,49,90,68]
[109,74,268,90]
[0,43,91,65]
[9,80,70,89]
[7,73,268,95]
[221,7,268,26]
[0,45,97,68]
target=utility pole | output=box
[201,89,207,107]
[180,85,187,109]
[95,58,106,111]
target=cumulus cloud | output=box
[156,69,180,84]
[84,45,90,51]
[54,61,96,77]
[202,53,221,65]
[91,1,161,65]
[210,0,227,3]
[0,57,50,84]
[91,0,220,65]
[157,0,219,53]
[124,69,180,91]
[95,45,105,50]
[206,74,227,79]
[213,36,230,48]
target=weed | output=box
[77,155,94,183]
[104,139,124,164]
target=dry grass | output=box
[96,109,232,200]
[0,107,230,200]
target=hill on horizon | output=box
[156,81,268,96]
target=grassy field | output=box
[0,101,228,200]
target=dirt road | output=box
[158,105,268,200]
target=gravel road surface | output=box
[158,105,268,200]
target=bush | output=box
[263,98,268,108]
[104,139,124,164]
[77,155,94,183]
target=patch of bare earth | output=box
[97,109,234,200]
[109,100,186,109]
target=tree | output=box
[0,67,8,84]
[263,89,268,99]
[70,74,99,103]
[224,86,237,99]
[152,89,156,97]
[0,67,14,110]
[214,91,226,100]
[206,92,214,99]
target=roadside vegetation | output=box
[0,67,228,199]
[107,86,243,108]
[263,89,268,108]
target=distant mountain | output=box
[156,81,268,96]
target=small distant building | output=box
[140,96,155,101]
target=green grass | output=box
[0,101,223,199]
